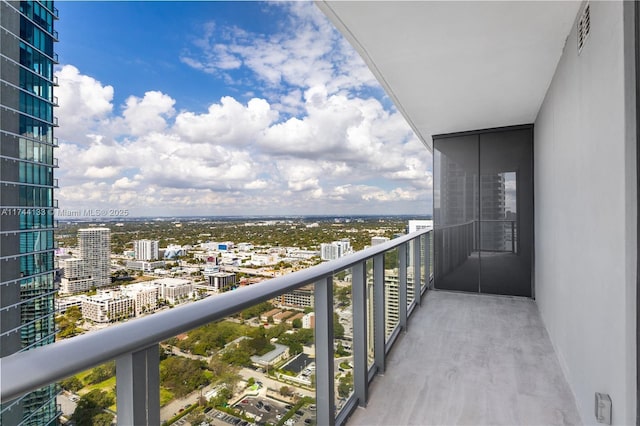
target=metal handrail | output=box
[1,228,430,403]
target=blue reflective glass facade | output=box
[0,1,59,424]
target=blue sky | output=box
[54,1,432,217]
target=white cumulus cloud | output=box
[122,91,176,136]
[55,65,114,144]
[52,2,432,216]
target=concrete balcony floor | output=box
[347,291,582,425]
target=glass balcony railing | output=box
[0,228,432,426]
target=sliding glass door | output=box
[433,126,533,297]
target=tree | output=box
[338,372,353,399]
[335,342,349,357]
[160,357,209,398]
[60,376,83,393]
[280,386,293,397]
[247,377,255,387]
[335,286,351,307]
[93,412,115,426]
[208,356,228,376]
[221,345,252,367]
[72,389,114,426]
[66,305,82,323]
[187,408,206,425]
[56,315,81,339]
[86,361,116,385]
[292,318,302,329]
[333,313,345,339]
[210,387,232,407]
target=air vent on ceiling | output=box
[577,3,590,54]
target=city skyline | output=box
[54,1,433,218]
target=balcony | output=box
[313,2,638,424]
[2,1,636,425]
[348,291,580,425]
[1,229,433,425]
[0,229,584,425]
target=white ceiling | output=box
[317,1,582,150]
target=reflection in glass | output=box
[407,240,416,307]
[333,269,354,411]
[479,129,532,296]
[383,249,400,340]
[433,135,480,293]
[365,259,374,369]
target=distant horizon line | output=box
[57,213,433,221]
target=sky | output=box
[53,1,433,217]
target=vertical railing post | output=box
[398,243,408,331]
[116,344,160,426]
[425,231,432,290]
[414,235,422,306]
[314,276,335,426]
[373,253,385,373]
[511,221,516,253]
[352,261,368,407]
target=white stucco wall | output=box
[534,2,636,425]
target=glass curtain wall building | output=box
[0,1,59,424]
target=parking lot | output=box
[232,395,288,424]
[232,396,315,426]
[205,409,247,426]
[170,397,316,426]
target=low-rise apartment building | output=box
[81,291,135,323]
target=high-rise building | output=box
[78,228,111,288]
[134,239,159,261]
[0,1,60,424]
[59,257,93,294]
[383,270,415,337]
[320,239,352,261]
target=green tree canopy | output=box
[60,376,83,393]
[86,361,115,385]
[72,389,114,426]
[160,357,209,398]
